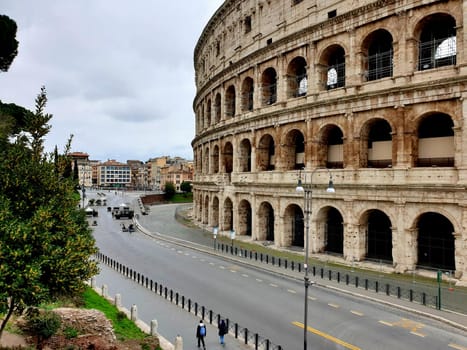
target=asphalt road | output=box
[89,190,467,350]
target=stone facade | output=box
[192,0,467,283]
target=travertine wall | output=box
[192,0,467,283]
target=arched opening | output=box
[214,93,221,123]
[239,139,252,172]
[283,129,305,170]
[206,99,212,126]
[322,125,344,169]
[211,196,219,228]
[365,210,393,262]
[223,197,233,232]
[363,29,393,81]
[367,119,392,168]
[285,204,304,248]
[241,77,254,112]
[325,207,344,255]
[257,134,275,171]
[418,14,456,70]
[416,212,455,271]
[238,200,252,236]
[223,142,233,174]
[287,56,308,98]
[416,113,454,167]
[212,145,219,174]
[203,147,210,174]
[258,202,275,242]
[203,195,209,224]
[225,85,236,118]
[261,68,277,105]
[320,45,345,90]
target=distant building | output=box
[147,156,193,191]
[69,152,92,187]
[98,159,131,189]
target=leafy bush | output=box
[24,308,61,349]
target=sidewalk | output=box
[134,203,467,333]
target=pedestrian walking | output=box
[196,320,207,349]
[218,319,227,345]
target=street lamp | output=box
[296,167,335,350]
[213,226,218,250]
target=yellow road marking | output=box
[350,310,364,316]
[292,321,360,350]
[379,320,393,327]
[328,303,339,308]
[449,343,467,350]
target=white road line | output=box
[410,331,426,338]
[449,343,467,350]
[350,310,364,316]
[269,283,278,287]
[241,274,249,278]
[379,321,393,327]
[328,303,340,309]
[287,289,297,294]
[308,296,317,301]
[256,279,263,283]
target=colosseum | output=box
[191,0,467,284]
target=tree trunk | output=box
[0,297,15,340]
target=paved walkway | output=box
[134,202,467,334]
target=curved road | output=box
[90,191,467,350]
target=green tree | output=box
[163,181,176,200]
[0,88,98,340]
[0,15,19,72]
[180,181,192,195]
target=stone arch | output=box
[214,93,221,123]
[225,85,236,118]
[223,197,233,231]
[206,98,212,126]
[238,199,252,236]
[318,124,344,169]
[286,56,308,98]
[212,144,220,173]
[258,201,274,242]
[414,13,457,70]
[282,129,305,170]
[211,196,220,228]
[241,77,254,112]
[203,195,209,224]
[415,112,454,167]
[361,29,393,81]
[261,67,277,105]
[319,206,344,255]
[359,209,393,262]
[319,44,346,90]
[284,203,304,248]
[204,146,210,174]
[359,118,393,168]
[257,134,276,171]
[223,142,233,173]
[239,138,252,172]
[415,212,455,271]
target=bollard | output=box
[150,320,158,336]
[101,284,108,298]
[130,304,137,321]
[174,334,183,350]
[114,293,122,308]
[90,277,96,288]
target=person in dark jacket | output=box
[218,319,227,345]
[196,320,206,349]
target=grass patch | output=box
[82,287,147,341]
[170,193,193,203]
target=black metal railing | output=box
[95,252,284,350]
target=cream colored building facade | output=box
[192,0,467,283]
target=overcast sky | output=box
[0,1,224,162]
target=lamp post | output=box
[296,167,335,350]
[213,226,218,250]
